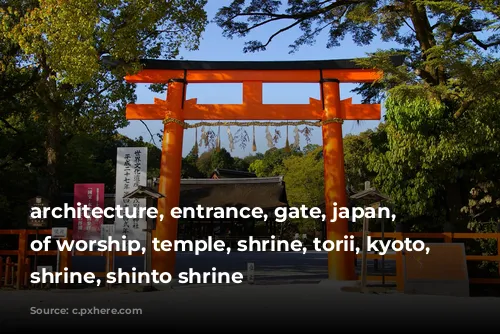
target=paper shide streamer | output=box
[179,119,335,153]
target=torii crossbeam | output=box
[124,57,403,281]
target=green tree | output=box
[248,147,301,177]
[243,153,264,165]
[211,148,235,171]
[196,150,213,177]
[283,147,324,208]
[282,146,324,235]
[248,159,266,177]
[232,157,250,171]
[302,144,320,155]
[0,0,207,201]
[368,94,500,230]
[215,0,500,230]
[182,147,203,178]
[461,179,500,274]
[195,148,237,177]
[343,127,384,193]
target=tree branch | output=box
[469,34,500,50]
[260,19,306,49]
[140,120,158,146]
[73,79,120,111]
[240,16,288,34]
[0,117,21,134]
[219,0,366,37]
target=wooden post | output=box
[497,224,500,278]
[360,215,369,289]
[498,234,500,278]
[396,232,405,291]
[106,245,112,290]
[0,257,3,287]
[33,227,38,270]
[58,237,71,289]
[152,79,185,275]
[5,257,11,286]
[360,182,370,289]
[16,230,27,289]
[322,79,354,280]
[24,258,31,288]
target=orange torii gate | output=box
[124,57,402,280]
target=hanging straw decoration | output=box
[265,125,274,148]
[161,116,343,151]
[216,126,221,152]
[193,127,198,155]
[227,126,234,152]
[293,126,300,149]
[215,126,220,152]
[199,126,207,147]
[205,128,211,147]
[284,123,291,152]
[252,125,257,151]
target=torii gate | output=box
[124,58,401,280]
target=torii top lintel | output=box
[124,56,404,84]
[124,56,403,121]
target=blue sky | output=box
[119,1,399,158]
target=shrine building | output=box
[61,169,288,240]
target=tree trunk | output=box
[37,63,63,206]
[46,109,61,205]
[444,182,462,231]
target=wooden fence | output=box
[0,229,143,288]
[352,231,500,291]
[1,229,499,290]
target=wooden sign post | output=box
[247,262,255,284]
[28,196,50,271]
[51,227,67,288]
[101,225,115,290]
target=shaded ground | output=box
[175,250,396,284]
[1,283,499,332]
[31,250,500,296]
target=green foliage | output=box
[181,147,204,178]
[461,181,500,274]
[247,147,301,177]
[1,0,208,84]
[274,147,325,235]
[283,146,324,208]
[0,0,208,203]
[181,148,255,178]
[214,0,500,240]
[195,148,236,177]
[367,92,500,229]
[462,182,500,227]
[232,157,250,172]
[344,130,378,193]
[216,1,500,97]
[0,126,161,228]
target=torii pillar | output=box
[322,78,353,279]
[123,58,396,280]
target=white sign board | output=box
[51,227,67,239]
[247,262,255,284]
[37,266,53,273]
[113,147,148,241]
[101,225,115,239]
